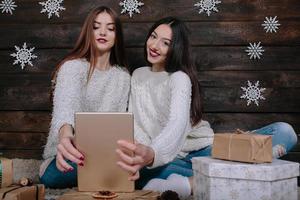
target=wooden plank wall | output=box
[0,0,299,162]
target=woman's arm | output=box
[51,61,85,172]
[149,71,192,168]
[128,89,152,146]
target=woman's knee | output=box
[39,173,57,188]
[274,122,298,147]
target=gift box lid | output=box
[192,157,299,181]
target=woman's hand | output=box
[116,140,155,181]
[56,124,84,172]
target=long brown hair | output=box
[50,6,127,99]
[144,17,202,126]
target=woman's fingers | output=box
[55,136,84,173]
[57,142,82,165]
[116,149,143,165]
[56,152,73,172]
[117,140,137,152]
[62,137,84,161]
[116,161,140,174]
[129,171,140,181]
[58,138,84,164]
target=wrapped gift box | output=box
[0,158,13,188]
[192,157,299,200]
[212,131,272,163]
[0,184,45,200]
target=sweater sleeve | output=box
[43,60,85,160]
[128,86,152,146]
[149,72,192,168]
[51,61,84,134]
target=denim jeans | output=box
[39,159,77,188]
[40,122,297,189]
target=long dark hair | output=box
[51,6,127,99]
[144,17,202,126]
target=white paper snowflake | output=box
[240,80,266,106]
[194,0,221,16]
[39,0,65,19]
[119,0,144,18]
[245,42,264,59]
[262,16,280,33]
[10,42,38,70]
[0,0,17,15]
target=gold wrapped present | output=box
[212,129,272,163]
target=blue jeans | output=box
[136,122,298,189]
[40,122,297,189]
[40,159,77,188]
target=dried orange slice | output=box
[92,191,118,199]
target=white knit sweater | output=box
[42,58,131,161]
[129,67,214,168]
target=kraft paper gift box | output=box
[212,130,272,163]
[0,184,45,200]
[0,158,13,188]
[58,190,160,200]
[192,157,299,200]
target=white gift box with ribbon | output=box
[192,157,299,200]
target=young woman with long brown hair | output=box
[39,6,130,188]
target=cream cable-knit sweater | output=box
[41,59,130,172]
[129,67,214,168]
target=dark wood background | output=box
[0,0,299,164]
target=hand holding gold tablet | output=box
[116,140,155,181]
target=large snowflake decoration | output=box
[245,42,264,59]
[262,16,280,33]
[0,0,17,15]
[119,0,144,18]
[10,42,38,70]
[39,0,65,19]
[194,0,221,16]
[240,80,266,106]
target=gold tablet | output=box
[75,112,134,192]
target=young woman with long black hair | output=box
[116,17,297,199]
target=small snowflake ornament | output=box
[39,0,65,19]
[245,42,264,59]
[262,16,280,33]
[0,0,17,15]
[10,42,38,70]
[194,0,221,16]
[119,0,144,18]
[240,80,266,106]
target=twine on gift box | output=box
[227,129,250,161]
[1,178,39,200]
[234,129,271,163]
[19,177,33,187]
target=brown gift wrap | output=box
[58,190,160,200]
[0,184,45,200]
[212,130,272,163]
[0,158,13,188]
